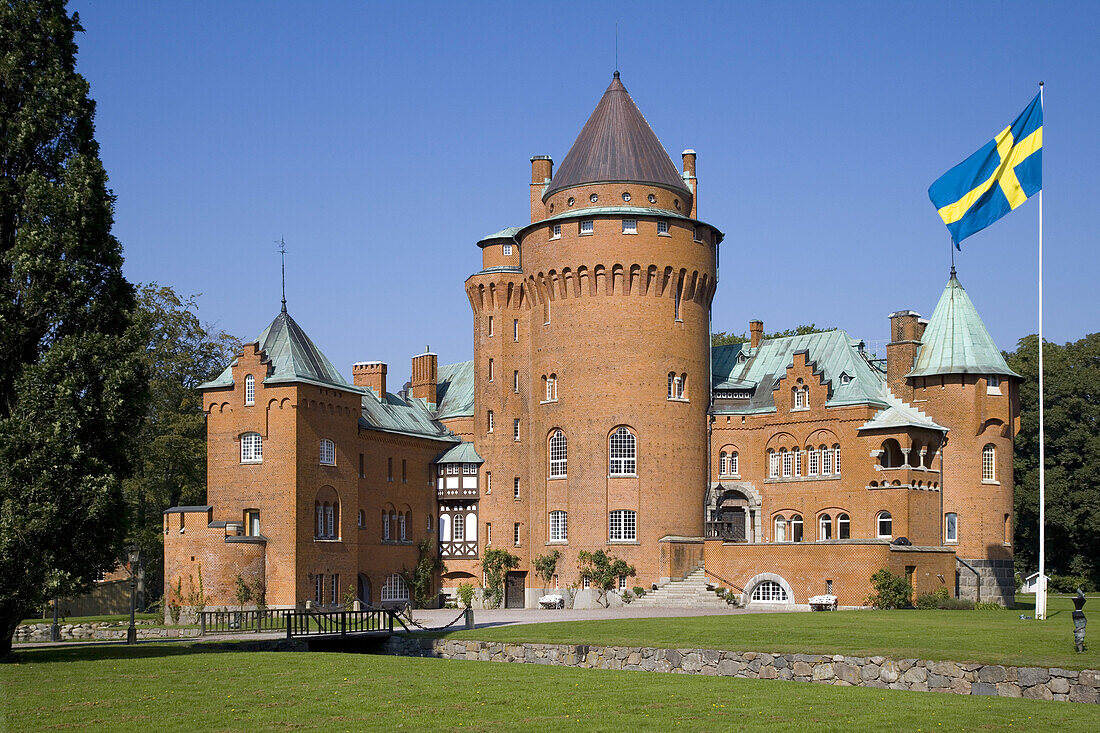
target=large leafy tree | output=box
[0,1,147,655]
[124,285,239,605]
[712,324,832,347]
[1007,333,1100,586]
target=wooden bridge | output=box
[198,608,398,639]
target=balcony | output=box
[706,521,747,542]
[437,486,479,499]
[440,541,478,559]
[870,465,941,490]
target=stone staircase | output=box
[629,568,736,609]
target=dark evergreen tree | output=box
[0,0,147,655]
[1007,333,1100,588]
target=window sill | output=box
[981,479,1000,485]
[548,475,567,481]
[622,231,637,235]
[945,540,958,545]
[657,232,671,237]
[241,460,263,465]
[791,407,809,412]
[540,399,558,405]
[244,402,255,407]
[314,538,342,543]
[579,232,593,237]
[320,462,335,467]
[987,388,1002,395]
[546,541,568,546]
[549,236,560,241]
[608,540,640,545]
[609,474,637,479]
[718,474,741,480]
[667,397,689,403]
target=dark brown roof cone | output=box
[544,72,691,200]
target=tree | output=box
[712,323,832,347]
[1006,333,1100,586]
[0,0,148,656]
[532,550,561,588]
[123,285,239,604]
[576,550,635,607]
[479,548,519,608]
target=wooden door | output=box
[505,571,525,608]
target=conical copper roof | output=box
[544,72,691,200]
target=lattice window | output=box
[381,574,409,602]
[609,510,636,541]
[609,427,637,476]
[320,439,335,466]
[240,432,262,463]
[549,510,567,542]
[982,444,996,481]
[244,374,255,405]
[549,430,567,478]
[751,580,787,602]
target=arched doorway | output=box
[357,574,372,606]
[708,488,754,541]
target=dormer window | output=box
[580,220,594,235]
[737,353,747,364]
[839,372,852,385]
[244,374,255,405]
[622,219,637,234]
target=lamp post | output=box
[125,545,141,645]
[50,596,60,642]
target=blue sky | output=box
[70,1,1099,383]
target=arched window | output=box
[877,511,892,538]
[819,514,832,540]
[383,511,391,540]
[319,438,335,466]
[487,410,494,433]
[681,373,688,398]
[729,450,738,476]
[357,509,365,528]
[768,449,779,478]
[751,580,788,602]
[244,374,255,405]
[781,448,791,478]
[945,512,958,543]
[668,372,685,399]
[381,574,409,602]
[793,448,802,477]
[790,514,803,542]
[549,510,568,542]
[982,444,996,482]
[549,430,567,478]
[609,427,637,476]
[837,513,850,539]
[315,502,324,537]
[774,515,787,542]
[807,446,818,476]
[608,510,636,541]
[820,444,832,475]
[833,444,841,475]
[240,432,263,463]
[546,374,557,401]
[453,513,465,541]
[399,512,407,541]
[793,379,807,410]
[719,450,727,475]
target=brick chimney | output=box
[410,349,438,405]
[353,361,387,396]
[682,149,697,218]
[886,310,922,398]
[531,155,553,223]
[749,320,764,349]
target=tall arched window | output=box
[790,514,803,542]
[877,511,892,538]
[240,432,263,463]
[982,444,996,482]
[807,446,818,476]
[609,427,637,476]
[945,512,958,543]
[549,510,568,542]
[319,438,335,466]
[453,513,465,541]
[820,444,832,475]
[781,448,791,478]
[729,450,738,476]
[549,430,568,478]
[833,444,841,475]
[793,379,807,409]
[487,410,494,433]
[399,511,407,541]
[315,502,324,537]
[819,514,832,540]
[793,448,802,477]
[546,374,557,401]
[774,515,787,542]
[244,374,255,405]
[381,574,409,602]
[382,511,391,540]
[357,509,365,528]
[768,449,779,478]
[837,513,850,539]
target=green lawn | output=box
[439,595,1099,671]
[2,644,1098,732]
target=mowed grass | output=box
[2,644,1099,732]
[439,595,1099,671]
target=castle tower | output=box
[465,73,723,597]
[895,271,1020,604]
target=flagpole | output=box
[1035,81,1047,621]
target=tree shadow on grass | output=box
[8,640,258,665]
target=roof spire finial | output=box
[615,22,619,77]
[276,236,288,313]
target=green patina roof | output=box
[199,308,357,392]
[359,390,458,443]
[477,227,521,247]
[859,386,947,433]
[907,273,1021,379]
[710,330,886,414]
[434,441,483,464]
[435,360,475,420]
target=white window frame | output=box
[314,575,323,605]
[751,580,787,602]
[609,426,637,476]
[513,370,519,393]
[549,430,567,478]
[549,510,567,542]
[487,358,494,382]
[487,410,494,433]
[768,450,779,478]
[513,418,521,441]
[382,511,391,541]
[462,463,476,475]
[319,438,335,466]
[244,374,255,405]
[622,219,637,234]
[503,244,514,256]
[808,448,819,476]
[987,374,1001,394]
[774,516,787,542]
[545,374,557,402]
[453,513,465,541]
[399,512,407,540]
[793,448,802,477]
[819,514,832,541]
[833,445,841,475]
[821,444,832,475]
[790,515,803,542]
[982,444,996,482]
[240,432,263,463]
[609,510,637,542]
[657,220,669,236]
[513,477,520,500]
[513,319,519,342]
[877,511,893,539]
[837,513,850,539]
[781,449,792,478]
[550,224,561,240]
[381,574,409,602]
[945,512,958,543]
[580,220,594,235]
[513,522,521,546]
[729,451,738,476]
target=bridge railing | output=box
[199,609,292,635]
[284,608,395,638]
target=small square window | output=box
[987,375,1002,395]
[503,244,513,256]
[580,220,594,235]
[657,221,669,235]
[693,226,702,242]
[550,224,561,240]
[622,219,637,234]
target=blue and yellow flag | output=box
[929,93,1043,246]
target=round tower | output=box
[467,73,723,595]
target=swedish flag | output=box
[929,93,1043,246]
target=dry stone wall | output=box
[382,637,1099,704]
[15,621,200,643]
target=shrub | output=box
[400,538,446,609]
[457,582,475,609]
[480,548,520,608]
[866,569,913,609]
[1050,574,1095,593]
[632,586,647,598]
[974,601,1004,610]
[939,597,976,610]
[577,550,636,608]
[532,551,561,588]
[620,590,634,604]
[916,588,950,609]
